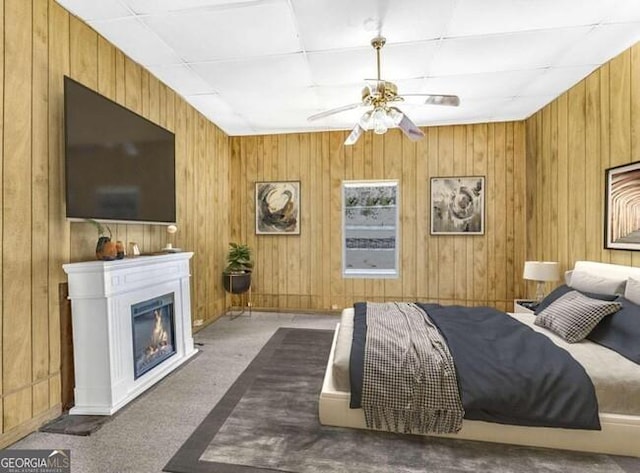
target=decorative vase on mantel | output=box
[88,219,120,261]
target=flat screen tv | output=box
[64,76,176,224]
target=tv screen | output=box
[64,76,176,224]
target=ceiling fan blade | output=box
[308,103,363,121]
[389,107,424,141]
[400,94,460,107]
[425,94,460,106]
[344,123,365,146]
[344,110,373,145]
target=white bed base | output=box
[319,323,640,458]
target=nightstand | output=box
[513,299,537,314]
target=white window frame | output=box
[342,180,399,278]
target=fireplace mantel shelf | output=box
[63,252,197,415]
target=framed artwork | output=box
[431,176,485,235]
[255,181,300,235]
[605,161,640,250]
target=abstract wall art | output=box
[255,181,300,235]
[431,176,485,235]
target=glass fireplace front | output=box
[131,293,176,379]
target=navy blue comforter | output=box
[350,302,600,430]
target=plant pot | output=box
[96,236,117,261]
[223,271,251,294]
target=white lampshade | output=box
[523,261,560,282]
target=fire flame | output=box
[145,309,169,358]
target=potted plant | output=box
[223,242,253,294]
[88,219,118,260]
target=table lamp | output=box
[523,261,560,303]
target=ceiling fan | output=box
[308,36,460,146]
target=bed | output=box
[318,261,640,457]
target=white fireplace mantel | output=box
[63,252,197,415]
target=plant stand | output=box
[224,273,252,320]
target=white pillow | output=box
[568,270,626,296]
[564,270,573,286]
[624,277,640,306]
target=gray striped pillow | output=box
[534,290,621,343]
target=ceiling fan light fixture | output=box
[372,108,388,134]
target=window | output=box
[343,180,399,278]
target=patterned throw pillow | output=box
[534,290,621,343]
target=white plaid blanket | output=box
[361,302,464,434]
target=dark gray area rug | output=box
[164,327,639,473]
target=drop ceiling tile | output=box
[553,23,640,67]
[293,0,455,52]
[520,65,598,97]
[499,95,558,119]
[56,0,133,21]
[430,27,593,76]
[141,3,300,62]
[307,41,439,86]
[246,109,320,130]
[603,1,640,23]
[407,97,509,124]
[320,106,369,128]
[378,0,456,43]
[122,0,257,15]
[220,87,320,122]
[147,64,217,95]
[313,85,365,109]
[190,54,313,95]
[185,94,253,134]
[448,0,609,38]
[88,17,181,66]
[419,69,539,100]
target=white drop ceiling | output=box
[56,0,640,136]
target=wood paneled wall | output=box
[230,123,527,312]
[526,43,640,273]
[0,0,230,448]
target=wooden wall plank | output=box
[473,124,487,304]
[513,122,527,299]
[415,133,428,300]
[585,73,601,262]
[504,122,515,299]
[610,50,634,267]
[568,82,587,264]
[0,0,4,428]
[32,0,50,409]
[47,0,69,411]
[427,129,440,301]
[383,130,403,300]
[3,0,33,429]
[493,123,506,305]
[438,127,455,302]
[402,138,417,301]
[556,93,569,271]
